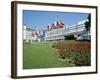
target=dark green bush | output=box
[68,51,91,66]
[54,42,91,66]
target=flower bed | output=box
[52,41,91,66]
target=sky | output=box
[23,10,89,30]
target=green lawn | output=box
[23,42,73,69]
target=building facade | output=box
[23,19,90,42]
[45,20,90,41]
[23,26,37,42]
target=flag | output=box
[51,23,56,29]
[35,32,38,35]
[56,21,60,29]
[57,21,59,26]
[47,25,52,30]
[32,32,35,36]
[59,21,64,28]
[60,21,64,26]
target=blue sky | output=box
[23,10,89,30]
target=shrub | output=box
[53,41,91,66]
[68,51,91,66]
[64,35,76,40]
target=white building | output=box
[23,26,37,42]
[45,19,90,41]
[23,19,90,42]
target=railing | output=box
[45,23,86,41]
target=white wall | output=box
[0,0,99,80]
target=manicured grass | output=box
[23,42,73,69]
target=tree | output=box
[85,14,91,31]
